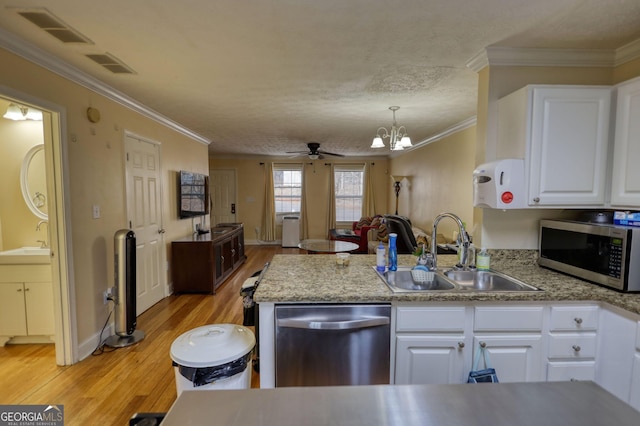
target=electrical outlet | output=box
[103,290,109,305]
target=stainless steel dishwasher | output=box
[275,304,391,387]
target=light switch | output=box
[92,205,101,219]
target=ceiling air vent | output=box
[85,53,136,74]
[17,9,93,44]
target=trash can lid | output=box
[170,324,255,368]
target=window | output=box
[334,166,364,222]
[273,165,302,214]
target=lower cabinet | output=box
[394,302,640,411]
[472,335,544,383]
[0,281,54,342]
[395,335,467,384]
[546,304,599,382]
[172,224,246,293]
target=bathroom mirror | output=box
[20,144,48,220]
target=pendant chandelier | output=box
[371,106,412,151]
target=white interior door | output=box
[125,133,165,315]
[210,169,236,225]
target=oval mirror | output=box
[20,144,48,220]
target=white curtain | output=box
[260,162,276,241]
[328,163,337,230]
[301,164,310,239]
[362,162,376,217]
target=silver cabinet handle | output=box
[457,342,465,349]
[533,197,540,203]
[17,288,23,292]
[572,345,581,352]
[574,317,583,325]
[158,228,166,234]
[479,341,486,348]
[277,316,390,330]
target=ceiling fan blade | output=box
[319,150,345,157]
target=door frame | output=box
[123,130,168,301]
[0,85,77,365]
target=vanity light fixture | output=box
[3,103,43,121]
[371,106,412,151]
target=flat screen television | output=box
[178,170,210,219]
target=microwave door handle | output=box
[277,316,390,330]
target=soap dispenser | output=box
[376,242,386,272]
[388,233,398,271]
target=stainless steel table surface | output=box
[161,381,640,425]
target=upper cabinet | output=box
[497,85,612,208]
[610,77,640,208]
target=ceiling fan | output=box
[286,142,345,160]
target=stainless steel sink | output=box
[375,267,455,293]
[444,269,542,292]
[374,266,542,293]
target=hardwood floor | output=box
[0,245,301,426]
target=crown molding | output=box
[0,27,210,146]
[391,116,477,158]
[466,39,640,73]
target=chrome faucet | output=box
[431,212,470,271]
[36,220,49,248]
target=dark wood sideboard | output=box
[171,223,246,294]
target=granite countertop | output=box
[254,250,640,315]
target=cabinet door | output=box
[0,283,27,336]
[25,282,54,336]
[628,352,640,411]
[528,87,611,206]
[473,335,544,383]
[611,78,640,207]
[395,335,467,385]
[547,361,596,382]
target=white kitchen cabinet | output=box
[394,305,470,385]
[0,281,54,344]
[395,335,468,385]
[472,335,544,382]
[628,321,640,411]
[610,77,640,207]
[473,305,545,383]
[546,305,599,382]
[596,307,637,403]
[497,85,612,207]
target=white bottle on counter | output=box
[376,242,386,272]
[477,247,490,271]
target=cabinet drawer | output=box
[547,361,596,382]
[474,306,544,332]
[548,333,597,359]
[549,305,598,331]
[396,306,466,332]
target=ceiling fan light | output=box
[399,135,412,147]
[3,103,26,120]
[309,154,319,160]
[371,136,385,148]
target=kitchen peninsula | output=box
[254,252,640,411]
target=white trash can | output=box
[170,324,255,396]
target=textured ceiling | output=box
[1,0,639,158]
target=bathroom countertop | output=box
[254,251,640,315]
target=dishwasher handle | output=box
[277,316,390,331]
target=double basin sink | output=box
[375,266,542,293]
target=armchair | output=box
[383,215,418,254]
[329,222,373,254]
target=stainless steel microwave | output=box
[539,219,640,292]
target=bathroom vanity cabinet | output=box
[171,223,245,294]
[0,264,54,346]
